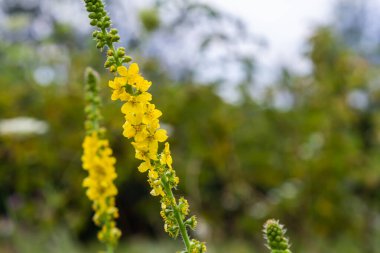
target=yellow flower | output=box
[121,92,152,115]
[132,141,157,161]
[117,63,140,87]
[148,169,159,180]
[150,180,165,197]
[135,75,152,92]
[160,142,173,169]
[143,103,162,124]
[134,127,167,153]
[122,122,148,141]
[108,78,129,101]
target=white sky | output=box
[202,0,335,84]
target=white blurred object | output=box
[0,117,49,135]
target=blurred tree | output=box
[0,1,380,253]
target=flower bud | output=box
[185,216,197,230]
[122,55,133,63]
[111,35,120,42]
[92,31,99,38]
[96,42,103,49]
[109,65,116,72]
[103,21,111,28]
[110,28,118,35]
[117,49,125,57]
[263,219,292,253]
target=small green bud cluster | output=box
[178,239,207,253]
[84,0,132,72]
[189,239,207,253]
[84,67,105,134]
[104,47,132,72]
[263,219,292,253]
[152,153,205,252]
[85,0,111,30]
[160,196,196,238]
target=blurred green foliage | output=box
[0,0,380,252]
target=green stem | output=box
[106,244,114,253]
[161,174,192,251]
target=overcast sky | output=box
[202,0,335,84]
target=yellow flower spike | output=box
[82,68,121,251]
[84,1,207,250]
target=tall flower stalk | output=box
[82,0,206,252]
[82,68,121,253]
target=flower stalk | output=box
[82,0,206,252]
[82,67,121,252]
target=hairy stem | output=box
[161,174,192,251]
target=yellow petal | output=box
[153,109,162,118]
[117,66,128,76]
[115,77,127,86]
[138,161,150,173]
[111,90,119,100]
[122,123,136,138]
[108,80,116,89]
[137,92,152,102]
[119,91,130,101]
[155,129,168,142]
[128,63,139,75]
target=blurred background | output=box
[1,0,380,252]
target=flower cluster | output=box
[263,219,292,253]
[109,63,170,195]
[82,132,121,245]
[82,68,121,248]
[109,63,206,252]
